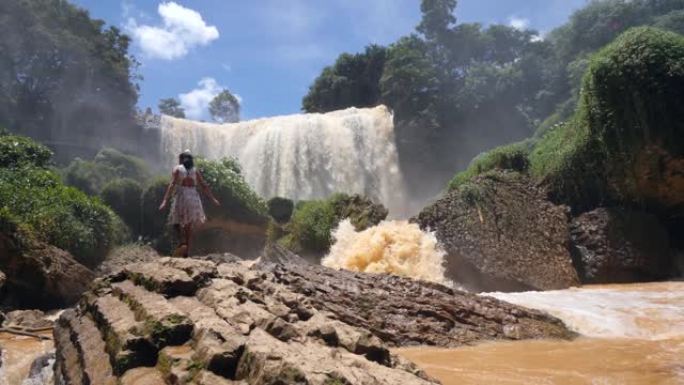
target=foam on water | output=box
[159,105,407,213]
[322,219,449,285]
[486,282,684,339]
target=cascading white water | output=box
[159,105,406,213]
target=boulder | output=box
[0,228,94,309]
[415,171,580,292]
[2,309,53,330]
[570,208,673,283]
[54,257,574,384]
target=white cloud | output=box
[128,2,219,60]
[178,78,242,120]
[179,78,222,119]
[509,16,530,31]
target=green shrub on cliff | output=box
[196,157,268,225]
[0,134,127,267]
[101,178,143,236]
[268,197,294,224]
[450,27,684,214]
[63,148,151,195]
[0,134,53,168]
[280,193,388,256]
[449,140,532,190]
[530,27,684,211]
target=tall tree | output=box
[302,45,387,113]
[209,90,240,123]
[0,0,139,161]
[158,98,185,118]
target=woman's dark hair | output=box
[178,153,194,170]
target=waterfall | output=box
[159,105,406,213]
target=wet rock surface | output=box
[570,208,673,283]
[53,256,574,384]
[0,230,94,309]
[415,171,580,292]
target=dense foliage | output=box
[209,90,241,123]
[0,133,54,168]
[100,178,143,236]
[279,194,388,256]
[0,0,139,161]
[196,157,268,225]
[450,27,684,216]
[62,148,151,195]
[304,0,684,199]
[0,134,126,267]
[267,197,294,224]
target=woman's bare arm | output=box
[159,169,179,211]
[197,171,220,206]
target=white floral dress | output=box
[168,165,206,226]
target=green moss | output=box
[449,140,532,190]
[530,27,684,211]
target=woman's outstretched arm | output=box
[159,169,178,211]
[196,171,220,206]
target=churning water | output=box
[322,219,449,285]
[159,105,406,213]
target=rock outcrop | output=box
[569,208,673,283]
[415,171,580,292]
[0,229,94,309]
[54,257,574,385]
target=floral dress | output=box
[168,165,206,226]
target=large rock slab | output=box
[570,208,673,283]
[415,171,580,292]
[54,257,574,385]
[0,229,94,308]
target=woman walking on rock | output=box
[159,150,220,257]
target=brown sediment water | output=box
[397,282,684,385]
[0,331,53,385]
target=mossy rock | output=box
[531,27,684,213]
[449,140,532,190]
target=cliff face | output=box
[53,256,574,385]
[416,171,580,292]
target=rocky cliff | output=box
[53,256,574,385]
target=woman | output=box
[159,150,220,257]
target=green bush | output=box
[530,27,684,210]
[0,134,53,168]
[141,176,170,241]
[280,193,388,256]
[449,140,532,190]
[268,197,294,224]
[0,165,127,267]
[62,148,151,195]
[285,200,336,255]
[196,158,268,225]
[101,178,143,236]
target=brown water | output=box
[398,282,684,385]
[0,331,53,385]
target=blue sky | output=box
[70,0,588,120]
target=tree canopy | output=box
[158,97,186,118]
[209,90,241,123]
[0,0,139,162]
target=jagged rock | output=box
[2,309,53,330]
[415,171,580,292]
[570,208,673,283]
[0,229,94,308]
[0,269,5,292]
[54,257,575,385]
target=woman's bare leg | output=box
[183,224,192,257]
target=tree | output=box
[158,98,185,118]
[302,45,387,113]
[209,90,240,123]
[0,0,139,161]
